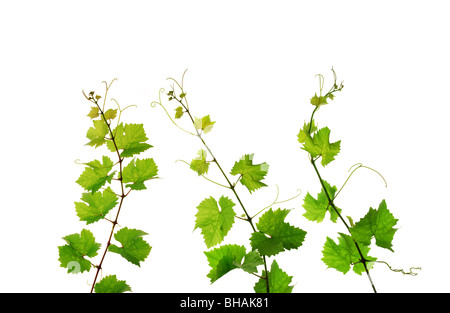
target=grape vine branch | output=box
[298,68,420,293]
[58,79,157,293]
[152,69,307,293]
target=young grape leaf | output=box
[94,275,131,293]
[351,200,398,251]
[75,187,118,224]
[194,115,215,134]
[108,227,151,267]
[76,156,115,193]
[310,93,329,106]
[298,124,340,167]
[230,154,269,193]
[87,106,100,119]
[254,260,294,293]
[302,180,341,223]
[103,109,117,120]
[58,229,101,274]
[175,106,184,119]
[107,123,153,157]
[297,120,318,144]
[250,208,306,257]
[204,244,248,283]
[122,158,158,190]
[321,233,376,275]
[195,196,236,248]
[190,149,210,176]
[86,119,109,148]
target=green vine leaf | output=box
[108,227,152,267]
[194,115,216,134]
[322,233,376,275]
[351,200,398,252]
[190,149,210,176]
[122,158,158,190]
[107,123,153,158]
[302,180,341,223]
[58,229,101,274]
[195,196,236,248]
[254,260,294,293]
[174,106,184,119]
[250,208,306,257]
[204,244,263,283]
[204,244,247,283]
[76,156,115,193]
[310,93,329,106]
[94,275,131,293]
[235,250,264,274]
[103,109,118,120]
[87,106,100,119]
[298,123,341,166]
[297,120,317,143]
[86,119,109,148]
[75,187,119,224]
[230,154,269,193]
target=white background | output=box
[1,1,449,293]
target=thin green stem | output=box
[167,68,190,110]
[308,106,320,133]
[101,78,117,112]
[310,159,351,231]
[111,98,137,128]
[151,88,196,136]
[333,163,387,201]
[251,185,302,219]
[315,73,324,96]
[175,159,231,189]
[374,261,421,276]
